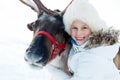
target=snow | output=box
[0,0,120,80]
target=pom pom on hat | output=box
[63,0,108,34]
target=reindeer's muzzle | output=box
[24,35,49,68]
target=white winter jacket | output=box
[67,41,120,80]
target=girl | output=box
[63,0,120,80]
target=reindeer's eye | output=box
[34,20,40,27]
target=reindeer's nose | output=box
[24,54,45,67]
[24,48,48,67]
[24,51,42,63]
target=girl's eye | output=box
[82,26,89,29]
[71,26,78,30]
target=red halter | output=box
[37,31,66,61]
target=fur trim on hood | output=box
[63,0,108,35]
[85,28,120,49]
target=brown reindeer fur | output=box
[84,28,120,69]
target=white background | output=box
[0,0,120,80]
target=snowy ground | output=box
[0,37,52,80]
[0,0,120,80]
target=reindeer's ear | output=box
[27,22,35,31]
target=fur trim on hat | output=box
[63,0,108,34]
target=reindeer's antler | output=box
[33,0,59,16]
[20,0,73,16]
[20,0,39,13]
[61,0,74,15]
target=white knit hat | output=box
[63,0,108,34]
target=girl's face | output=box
[70,19,91,45]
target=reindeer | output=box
[20,0,120,79]
[20,0,72,80]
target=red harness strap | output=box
[37,31,66,61]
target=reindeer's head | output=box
[20,0,72,68]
